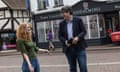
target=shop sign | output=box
[34,1,120,21]
[74,7,101,15]
[114,5,120,9]
[73,2,120,15]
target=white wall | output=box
[0,0,7,8]
[0,1,29,30]
[30,0,38,11]
[63,0,80,6]
[29,0,119,12]
[0,10,29,30]
[48,0,80,7]
[30,0,81,12]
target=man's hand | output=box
[65,40,71,47]
[72,37,79,44]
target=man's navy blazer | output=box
[58,16,88,53]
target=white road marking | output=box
[88,62,120,65]
[1,62,120,68]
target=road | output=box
[0,49,120,72]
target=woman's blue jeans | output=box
[65,47,88,72]
[22,58,40,72]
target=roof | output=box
[2,0,26,10]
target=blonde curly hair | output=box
[16,23,32,41]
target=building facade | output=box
[30,0,80,11]
[30,0,120,12]
[0,0,31,50]
[31,0,120,48]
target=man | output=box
[58,6,88,72]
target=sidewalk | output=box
[87,43,120,51]
[0,44,120,56]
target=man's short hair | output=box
[61,6,72,15]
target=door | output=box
[105,18,113,43]
[105,18,113,32]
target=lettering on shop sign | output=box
[39,14,61,20]
[74,7,101,15]
[40,16,49,20]
[48,15,61,19]
[115,5,120,9]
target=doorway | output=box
[104,12,119,43]
[104,12,119,33]
[105,18,113,32]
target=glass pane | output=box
[99,14,106,37]
[45,0,49,7]
[79,16,89,39]
[37,22,46,42]
[113,16,119,32]
[38,0,45,9]
[37,20,61,43]
[52,20,61,41]
[89,15,99,38]
[45,21,52,42]
[54,0,58,6]
[59,0,63,5]
[45,21,52,30]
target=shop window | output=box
[79,16,89,39]
[54,0,63,7]
[37,22,46,42]
[52,20,61,41]
[36,19,61,43]
[38,0,46,10]
[113,16,119,31]
[88,15,99,38]
[45,0,49,7]
[99,14,106,37]
[37,21,53,43]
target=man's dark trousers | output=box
[65,47,88,72]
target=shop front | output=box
[33,1,120,48]
[0,29,16,50]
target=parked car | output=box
[110,31,120,42]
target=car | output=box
[110,31,120,42]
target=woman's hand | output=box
[28,64,34,72]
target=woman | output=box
[16,23,48,72]
[46,29,55,51]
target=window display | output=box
[37,22,46,42]
[89,15,99,38]
[80,16,89,39]
[52,20,61,41]
[37,19,61,43]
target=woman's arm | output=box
[39,48,49,52]
[33,44,49,53]
[23,53,34,72]
[23,53,32,66]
